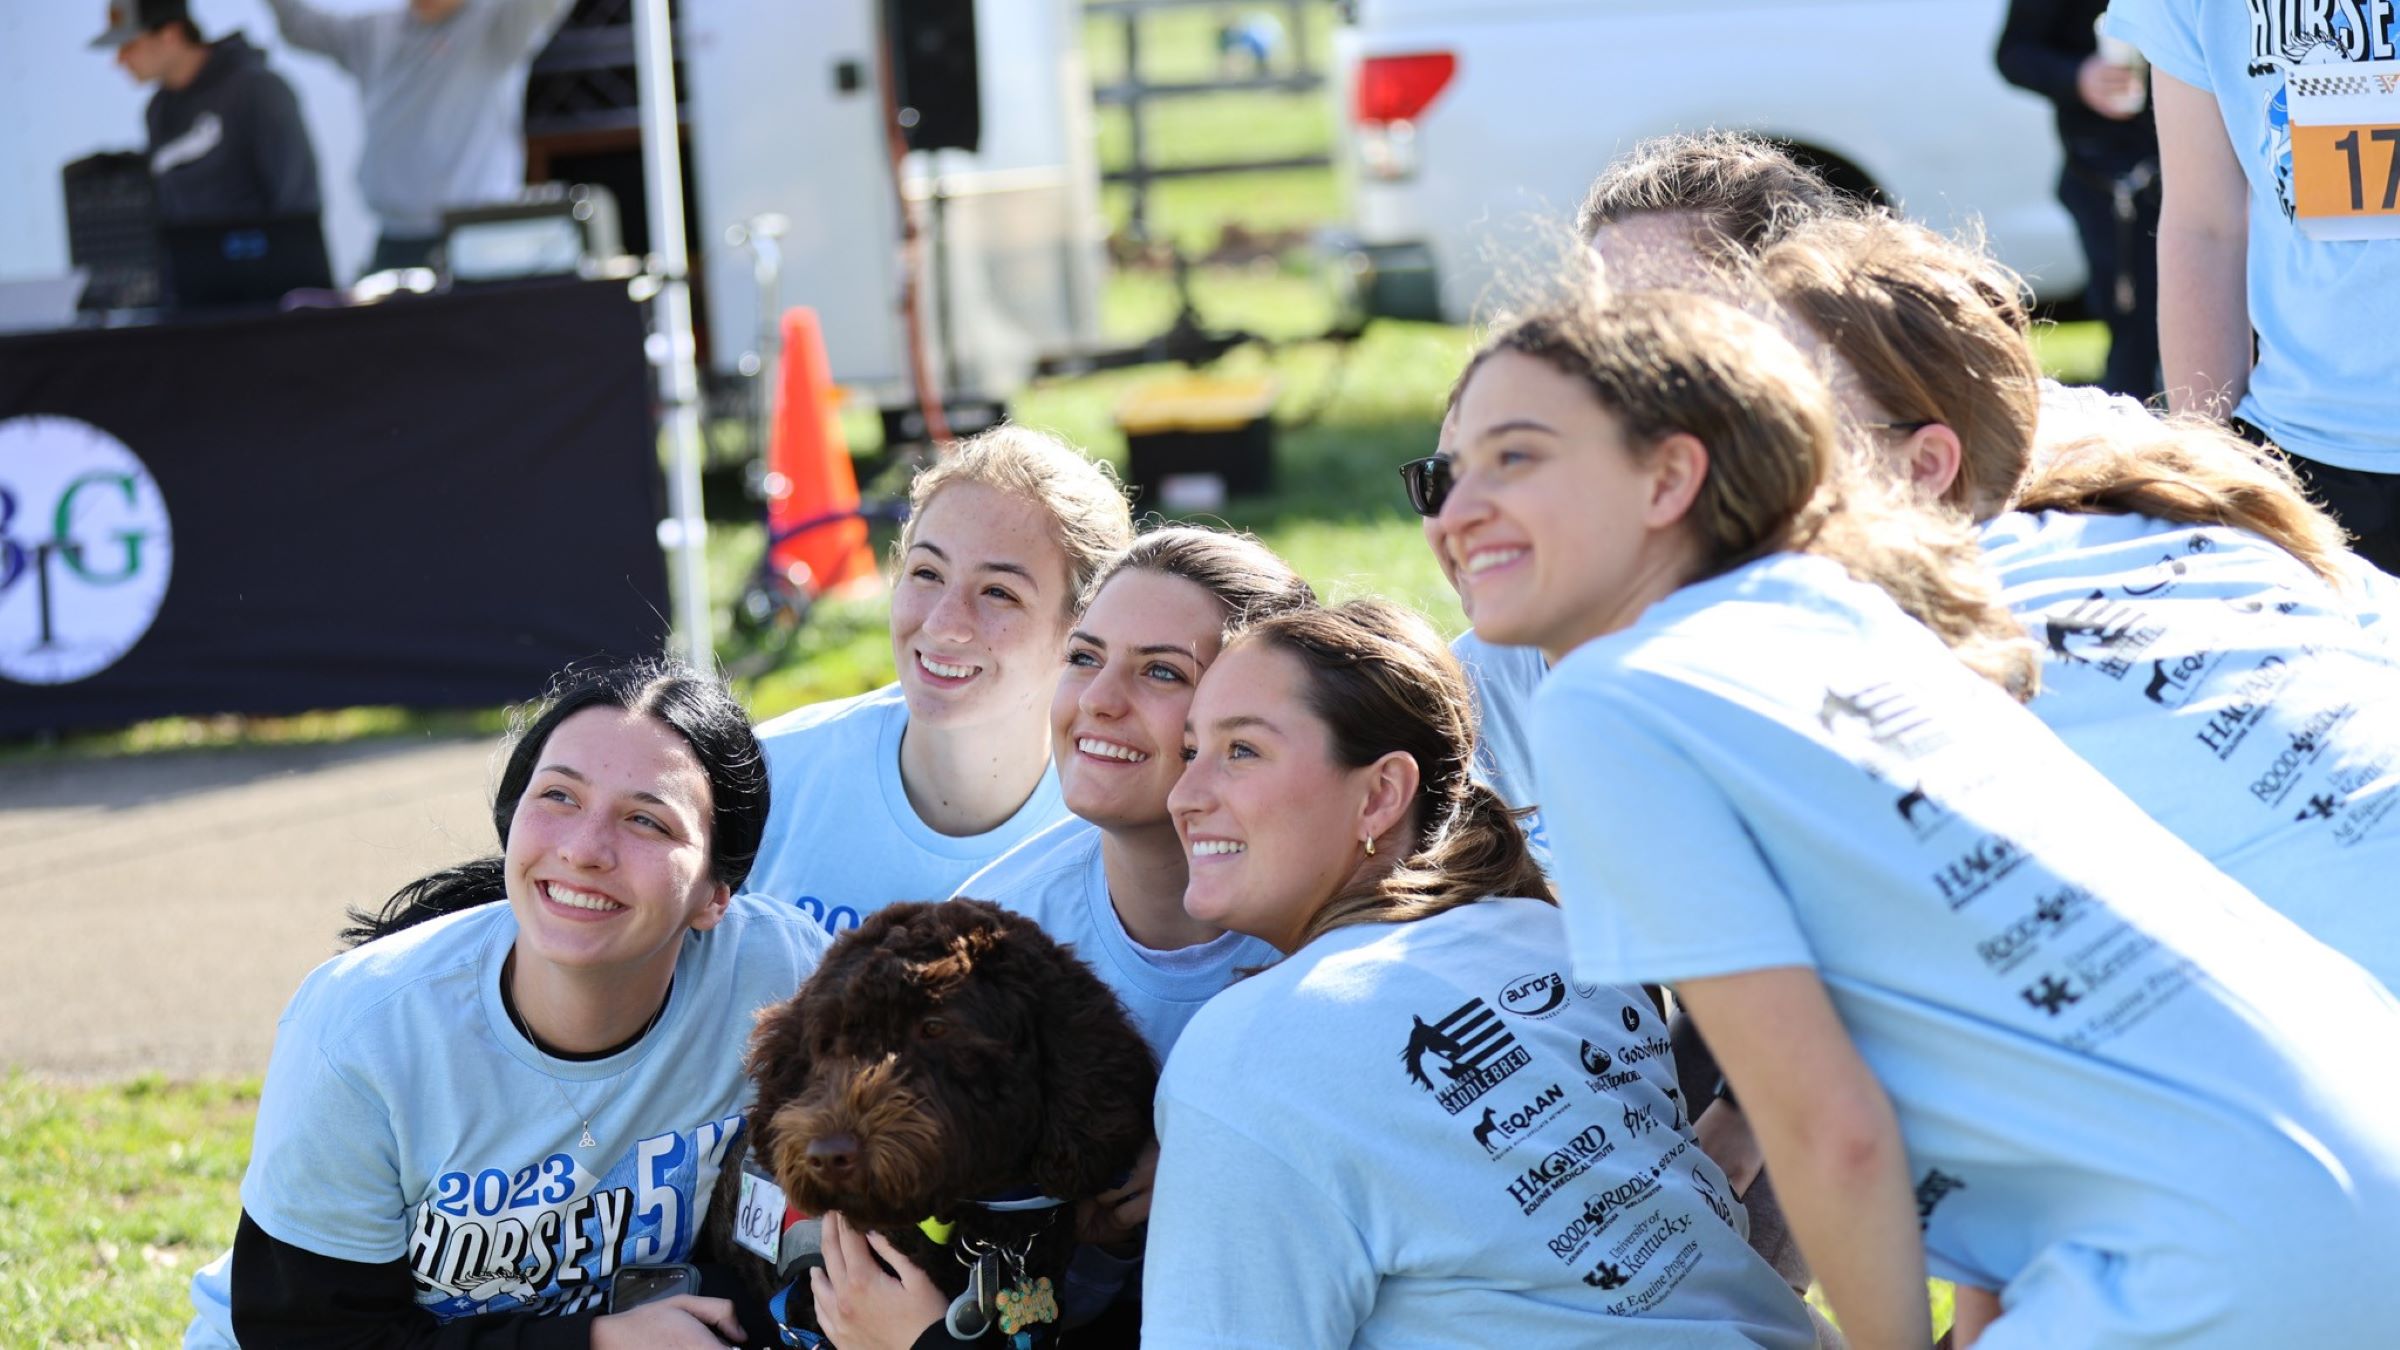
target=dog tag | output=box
[945,1251,999,1340]
[996,1275,1059,1336]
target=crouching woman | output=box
[185,658,831,1349]
[1140,600,1818,1347]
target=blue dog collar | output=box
[769,1280,824,1348]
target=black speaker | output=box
[884,0,980,153]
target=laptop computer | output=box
[160,215,334,310]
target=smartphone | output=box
[608,1262,703,1314]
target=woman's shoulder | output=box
[952,816,1102,910]
[285,901,509,1044]
[752,682,906,750]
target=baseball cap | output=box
[91,0,191,48]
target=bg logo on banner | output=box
[0,416,174,685]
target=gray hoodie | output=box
[266,0,573,238]
[145,32,323,223]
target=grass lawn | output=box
[0,1074,258,1346]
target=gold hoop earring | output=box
[1363,835,1376,857]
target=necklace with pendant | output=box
[503,960,670,1150]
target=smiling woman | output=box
[1137,599,1819,1348]
[744,426,1135,942]
[183,657,834,1348]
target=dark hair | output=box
[1229,598,1552,948]
[1455,289,2039,699]
[1577,131,1855,256]
[1086,524,1315,624]
[339,657,769,947]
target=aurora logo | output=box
[0,416,174,684]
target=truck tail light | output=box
[1353,52,1457,126]
[1352,52,1454,181]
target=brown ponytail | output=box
[1457,289,2039,700]
[1228,600,1553,951]
[2013,415,2353,585]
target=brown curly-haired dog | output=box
[713,898,1158,1341]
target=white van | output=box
[1332,0,2085,322]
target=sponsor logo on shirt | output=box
[1895,779,1954,841]
[2042,590,2167,679]
[1614,1032,1675,1067]
[1401,998,1531,1115]
[2193,654,2294,760]
[2249,705,2351,806]
[1471,1082,1567,1158]
[1620,1102,1659,1139]
[1600,1240,1704,1317]
[1691,1168,1735,1229]
[2019,971,2086,1017]
[1545,1170,1660,1261]
[1817,683,1952,768]
[1914,1167,1968,1232]
[1578,1039,1641,1094]
[1931,832,2028,910]
[1504,1123,1615,1216]
[1974,885,2094,974]
[2142,645,2231,708]
[1498,971,1569,1020]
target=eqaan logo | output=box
[0,417,172,684]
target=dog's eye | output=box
[917,1017,949,1041]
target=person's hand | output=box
[811,1210,948,1350]
[1693,1098,1766,1199]
[1076,1139,1159,1252]
[591,1294,745,1349]
[2077,52,2145,119]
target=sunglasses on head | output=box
[1398,456,1453,518]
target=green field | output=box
[6,3,2078,1337]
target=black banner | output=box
[0,281,670,734]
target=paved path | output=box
[0,736,495,1081]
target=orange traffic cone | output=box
[766,307,878,598]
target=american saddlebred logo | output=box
[2041,590,2166,678]
[1817,682,1952,771]
[1402,998,1532,1115]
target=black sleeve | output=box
[230,1211,598,1350]
[1994,0,2087,107]
[243,73,324,216]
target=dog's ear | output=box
[743,986,819,1162]
[1013,921,1162,1200]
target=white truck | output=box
[1,0,1104,405]
[1331,0,2087,322]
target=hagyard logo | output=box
[0,417,173,685]
[1400,998,1531,1116]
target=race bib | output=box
[2287,58,2400,239]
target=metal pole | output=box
[632,0,712,669]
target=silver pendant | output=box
[579,1125,597,1149]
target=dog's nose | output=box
[805,1132,860,1174]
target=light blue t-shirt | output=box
[750,684,1072,938]
[1450,629,1551,860]
[952,817,1277,1063]
[2107,0,2400,471]
[1982,509,2400,986]
[186,894,829,1344]
[1143,898,1817,1350]
[1534,552,2400,1347]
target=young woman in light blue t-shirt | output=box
[185,658,832,1349]
[746,426,1133,938]
[1141,598,1818,1349]
[1438,285,2400,1348]
[811,528,1314,1347]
